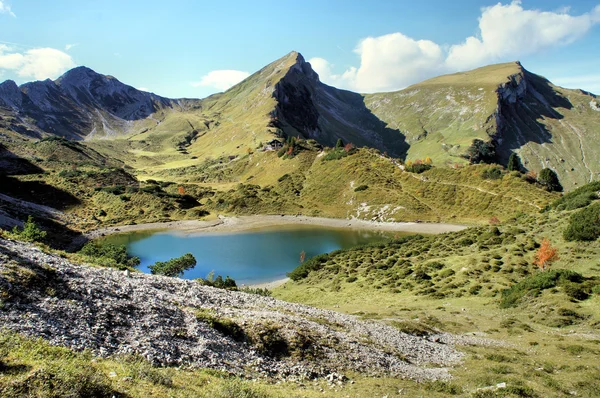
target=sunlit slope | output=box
[365,62,600,190]
[365,63,520,164]
[147,147,555,223]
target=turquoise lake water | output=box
[101,226,397,285]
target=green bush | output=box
[58,169,84,178]
[79,242,140,270]
[239,287,272,296]
[287,253,330,280]
[196,310,245,342]
[551,181,600,210]
[481,167,503,180]
[198,273,237,289]
[539,168,563,192]
[500,270,588,308]
[563,202,600,241]
[323,148,348,161]
[507,153,522,172]
[11,216,47,243]
[149,253,196,277]
[406,163,432,173]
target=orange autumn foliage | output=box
[178,186,185,195]
[534,238,559,271]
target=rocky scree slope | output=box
[0,237,492,382]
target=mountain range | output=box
[1,51,599,190]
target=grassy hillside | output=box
[365,63,516,165]
[146,146,555,223]
[1,128,558,239]
[274,189,600,397]
[365,62,600,190]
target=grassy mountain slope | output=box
[365,62,600,190]
[86,51,409,172]
[365,63,515,164]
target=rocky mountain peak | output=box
[288,51,319,82]
[0,79,22,109]
[55,66,103,89]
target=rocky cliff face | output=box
[272,53,407,157]
[493,66,600,190]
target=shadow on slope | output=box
[0,143,44,176]
[0,176,81,211]
[272,56,409,158]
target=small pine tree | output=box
[335,138,344,149]
[12,216,47,242]
[507,153,522,171]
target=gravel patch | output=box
[0,237,478,381]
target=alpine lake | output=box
[99,225,407,285]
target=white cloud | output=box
[137,87,150,92]
[313,2,600,93]
[0,1,15,17]
[0,45,76,80]
[191,70,250,91]
[447,1,600,70]
[65,43,79,51]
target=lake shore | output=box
[245,277,290,289]
[84,215,468,240]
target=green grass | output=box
[270,194,600,396]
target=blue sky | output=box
[0,0,599,98]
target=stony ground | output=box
[0,237,497,382]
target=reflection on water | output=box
[101,226,402,285]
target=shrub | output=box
[197,273,237,289]
[465,139,496,164]
[149,253,196,277]
[323,148,348,161]
[354,184,369,192]
[551,181,600,210]
[539,168,563,192]
[406,163,432,173]
[564,202,600,241]
[562,283,589,300]
[287,253,330,280]
[481,167,503,180]
[58,169,84,178]
[500,269,588,308]
[11,216,47,242]
[99,185,125,195]
[196,310,245,341]
[79,242,140,270]
[507,153,522,171]
[239,287,272,296]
